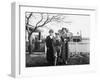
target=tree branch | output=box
[26,13,64,36]
[28,24,35,28]
[46,16,55,24]
[36,13,44,27]
[37,14,51,27]
[27,12,33,20]
[25,12,33,26]
[26,12,33,33]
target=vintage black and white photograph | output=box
[25,12,90,67]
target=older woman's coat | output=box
[45,36,55,65]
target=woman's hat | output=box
[49,29,54,33]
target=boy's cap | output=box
[55,33,59,35]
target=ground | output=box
[26,52,89,67]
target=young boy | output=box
[53,33,62,65]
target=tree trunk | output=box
[28,33,32,54]
[27,26,40,54]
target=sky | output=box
[27,13,90,38]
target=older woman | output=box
[45,29,55,65]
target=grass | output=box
[26,52,89,67]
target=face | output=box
[63,29,66,33]
[49,32,53,36]
[55,34,60,38]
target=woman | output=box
[61,28,69,64]
[45,29,55,65]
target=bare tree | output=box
[25,12,66,54]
